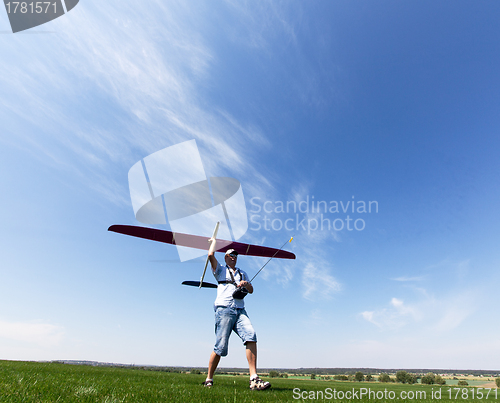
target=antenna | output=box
[250,237,293,282]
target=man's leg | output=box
[205,307,235,386]
[245,341,257,378]
[246,341,270,390]
[235,310,269,389]
[207,351,221,380]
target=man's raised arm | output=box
[208,237,218,272]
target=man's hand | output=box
[237,280,253,294]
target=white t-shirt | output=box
[213,262,250,309]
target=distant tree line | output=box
[396,371,417,384]
[269,370,288,378]
[279,368,498,376]
[421,372,446,385]
[321,374,494,387]
[378,373,394,383]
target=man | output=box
[203,243,271,391]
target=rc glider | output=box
[108,223,295,288]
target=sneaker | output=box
[249,376,271,390]
[202,380,213,387]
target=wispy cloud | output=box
[361,288,480,334]
[302,261,341,301]
[361,311,378,326]
[391,276,425,282]
[433,292,477,332]
[0,320,65,347]
[361,297,421,329]
[1,1,343,303]
[249,229,342,301]
[223,0,298,50]
[361,258,482,333]
[0,1,298,207]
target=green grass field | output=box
[0,360,498,402]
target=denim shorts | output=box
[214,306,257,357]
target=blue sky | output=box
[1,0,500,370]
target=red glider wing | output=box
[108,225,295,260]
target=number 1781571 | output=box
[447,388,498,400]
[5,2,57,14]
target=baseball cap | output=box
[225,249,239,256]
